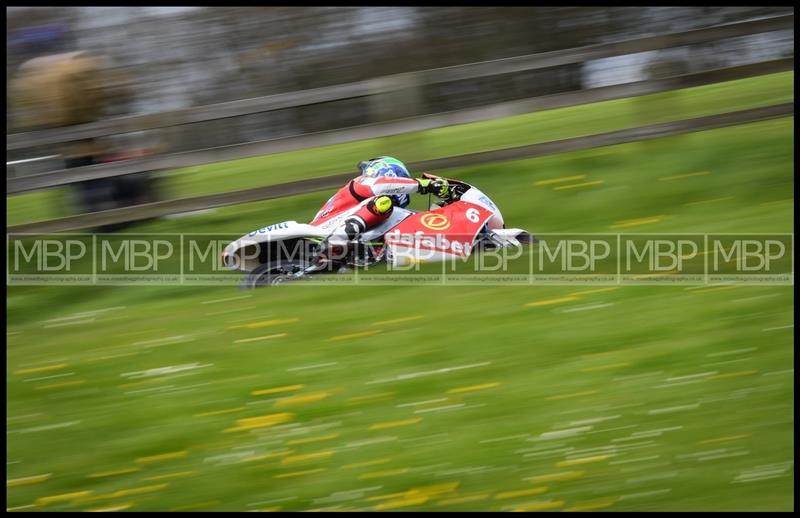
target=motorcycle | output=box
[222,173,534,288]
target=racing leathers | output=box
[311,175,449,251]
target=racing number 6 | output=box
[466,207,481,223]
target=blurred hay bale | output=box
[10,52,111,130]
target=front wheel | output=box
[239,258,312,289]
[515,231,538,244]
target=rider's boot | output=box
[317,216,366,265]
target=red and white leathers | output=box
[311,176,422,245]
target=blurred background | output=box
[6,6,794,512]
[5,6,794,224]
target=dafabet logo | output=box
[420,213,451,231]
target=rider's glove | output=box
[417,178,450,198]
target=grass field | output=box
[6,93,795,510]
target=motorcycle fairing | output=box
[384,200,494,266]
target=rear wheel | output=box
[240,258,312,289]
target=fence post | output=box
[368,72,424,123]
[367,72,428,157]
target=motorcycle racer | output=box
[311,156,450,252]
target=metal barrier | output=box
[7,59,793,195]
[6,14,792,152]
[8,102,792,235]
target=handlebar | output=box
[421,172,470,202]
